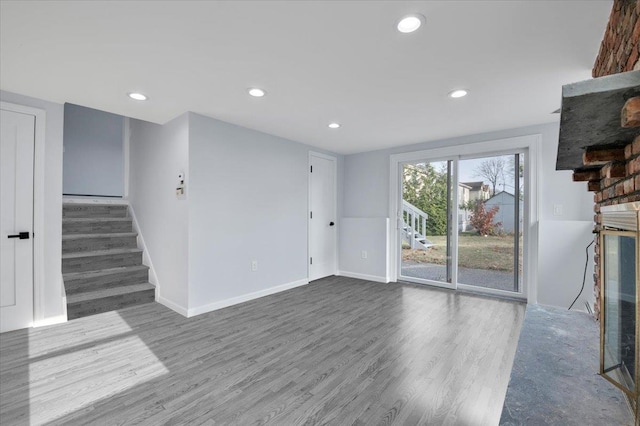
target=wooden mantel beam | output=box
[622,96,640,127]
[583,148,626,166]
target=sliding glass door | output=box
[398,151,525,297]
[400,160,454,289]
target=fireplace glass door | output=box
[601,231,638,400]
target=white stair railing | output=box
[402,200,428,249]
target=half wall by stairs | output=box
[62,203,155,320]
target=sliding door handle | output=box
[7,232,30,240]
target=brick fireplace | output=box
[593,137,640,317]
[590,0,640,318]
[555,0,640,418]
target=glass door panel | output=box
[602,233,637,396]
[400,160,454,287]
[397,151,525,297]
[457,153,523,293]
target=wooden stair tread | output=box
[63,203,127,207]
[67,283,154,304]
[63,217,131,223]
[62,248,142,259]
[62,232,137,240]
[61,203,155,320]
[63,265,149,281]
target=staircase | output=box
[62,203,155,320]
[402,200,433,250]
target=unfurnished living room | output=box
[1,1,639,425]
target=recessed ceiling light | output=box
[128,92,148,101]
[328,122,341,129]
[448,89,468,99]
[397,14,425,33]
[248,88,266,97]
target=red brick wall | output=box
[591,0,640,317]
[593,0,640,78]
[593,137,640,315]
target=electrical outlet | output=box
[361,250,368,259]
[251,260,258,271]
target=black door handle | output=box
[329,222,335,226]
[7,232,29,240]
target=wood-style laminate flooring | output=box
[0,276,525,425]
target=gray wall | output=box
[63,103,124,197]
[129,114,190,311]
[188,113,343,310]
[129,111,343,315]
[1,90,65,321]
[343,122,593,221]
[341,121,596,310]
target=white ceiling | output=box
[0,1,612,154]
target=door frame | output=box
[308,151,338,281]
[1,101,46,326]
[389,134,540,302]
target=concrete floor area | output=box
[401,261,517,292]
[500,304,634,425]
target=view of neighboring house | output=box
[461,181,491,201]
[458,182,472,231]
[458,181,492,232]
[484,191,524,234]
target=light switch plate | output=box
[553,204,563,216]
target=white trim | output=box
[389,133,541,302]
[1,101,47,326]
[398,276,457,291]
[33,314,68,328]
[337,271,390,283]
[389,158,401,281]
[62,196,129,205]
[187,278,309,317]
[308,151,338,281]
[527,136,541,304]
[450,160,459,288]
[391,135,538,164]
[457,283,527,301]
[123,117,130,199]
[157,296,189,317]
[308,151,337,162]
[128,206,159,289]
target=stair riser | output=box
[63,205,128,218]
[66,290,155,320]
[64,269,149,295]
[62,252,142,274]
[62,235,137,254]
[63,220,132,235]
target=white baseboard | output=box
[128,206,160,289]
[34,291,69,328]
[337,270,390,283]
[188,278,309,317]
[33,314,67,328]
[157,296,189,317]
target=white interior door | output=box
[309,153,336,281]
[1,109,35,333]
